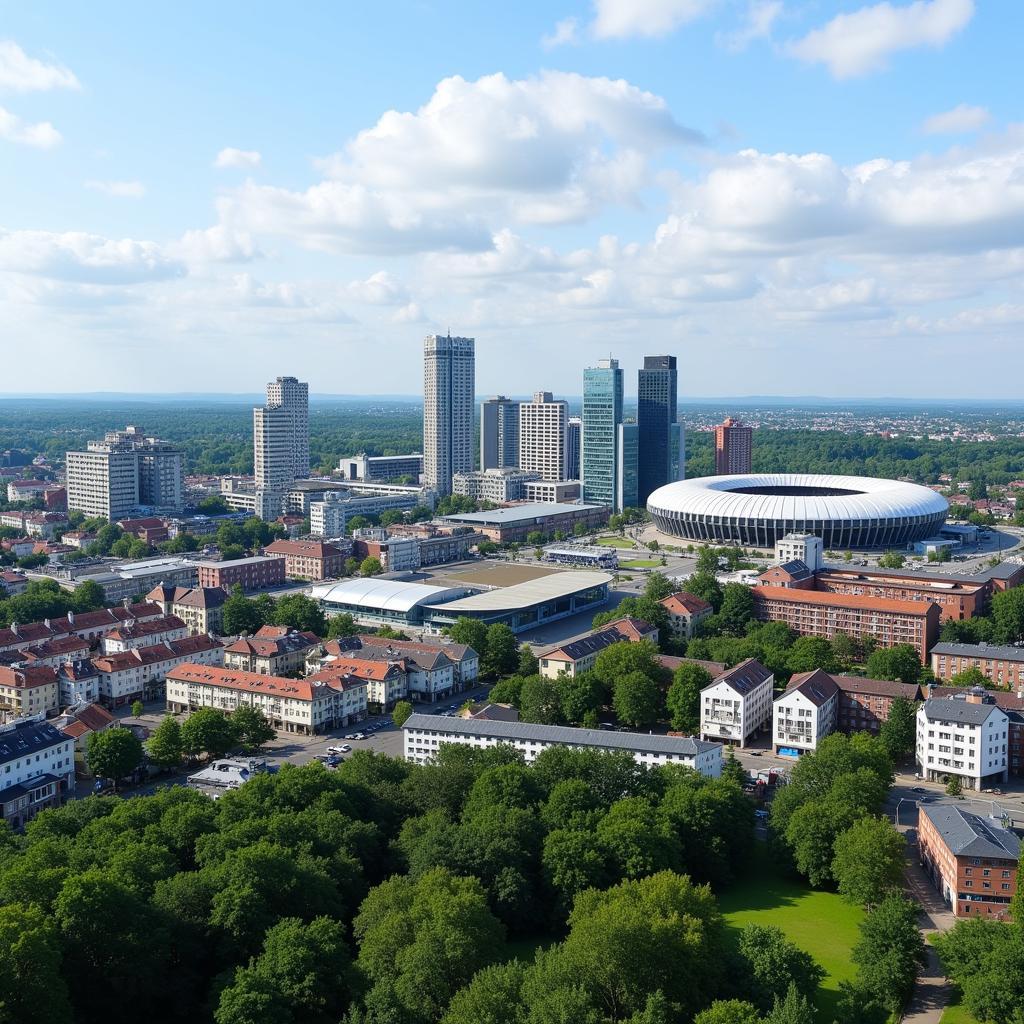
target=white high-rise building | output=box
[519,392,568,481]
[423,335,475,496]
[254,376,309,518]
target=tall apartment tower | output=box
[424,334,475,496]
[253,376,309,518]
[582,358,637,510]
[519,392,569,481]
[480,396,520,471]
[566,417,582,481]
[637,355,684,504]
[714,417,753,475]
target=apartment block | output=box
[930,642,1024,690]
[223,626,321,676]
[480,396,520,471]
[537,617,658,679]
[773,669,840,756]
[92,634,225,706]
[263,539,348,581]
[714,417,753,475]
[0,718,75,830]
[700,658,774,746]
[195,555,286,592]
[519,392,568,481]
[99,614,190,654]
[660,591,713,641]
[0,665,61,719]
[916,690,1009,791]
[145,584,229,636]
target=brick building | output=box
[196,555,286,592]
[118,516,170,545]
[930,642,1024,690]
[833,674,922,734]
[263,539,349,581]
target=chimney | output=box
[966,686,986,704]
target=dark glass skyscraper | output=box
[637,355,683,504]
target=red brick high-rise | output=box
[714,417,753,475]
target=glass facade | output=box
[637,355,679,504]
[582,359,623,509]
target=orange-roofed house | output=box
[660,591,713,640]
[308,657,407,710]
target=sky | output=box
[1,0,1022,398]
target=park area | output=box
[719,847,864,1021]
[620,558,661,568]
[595,535,637,548]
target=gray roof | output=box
[440,502,603,526]
[777,559,814,581]
[781,669,840,707]
[931,641,1024,663]
[921,803,1021,860]
[403,713,721,757]
[543,628,632,662]
[711,658,773,695]
[821,559,1024,587]
[922,696,1005,725]
[425,571,611,614]
[0,718,68,767]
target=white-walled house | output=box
[772,669,839,756]
[700,658,774,746]
[916,689,1009,791]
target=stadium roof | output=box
[310,577,465,613]
[424,571,611,613]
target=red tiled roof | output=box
[0,664,57,689]
[264,539,345,558]
[103,614,187,641]
[661,592,713,616]
[166,663,326,701]
[224,629,319,657]
[753,585,938,616]
[92,634,222,673]
[309,658,397,682]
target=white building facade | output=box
[519,392,568,481]
[423,334,475,496]
[916,691,1009,791]
[772,669,839,756]
[774,533,824,572]
[700,658,774,746]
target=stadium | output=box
[646,473,949,549]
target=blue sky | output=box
[1,0,1021,397]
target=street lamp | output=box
[895,797,918,827]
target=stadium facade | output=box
[647,474,948,549]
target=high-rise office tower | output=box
[582,358,625,509]
[519,391,568,481]
[424,334,475,496]
[616,422,639,511]
[714,417,753,475]
[566,417,582,481]
[254,376,309,517]
[480,396,520,471]
[637,355,684,504]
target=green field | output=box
[940,995,980,1024]
[719,846,864,1020]
[595,536,637,548]
[621,558,661,568]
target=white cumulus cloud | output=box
[590,0,717,39]
[85,180,147,198]
[541,17,580,49]
[921,103,990,134]
[719,0,783,52]
[214,147,262,170]
[0,105,60,147]
[786,0,974,79]
[0,40,79,93]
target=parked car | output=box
[912,786,926,793]
[327,744,351,755]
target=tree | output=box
[447,617,489,661]
[738,924,824,1011]
[879,697,918,760]
[764,983,815,1024]
[721,749,747,787]
[326,613,358,639]
[516,644,538,676]
[519,675,562,724]
[542,828,612,919]
[180,708,238,760]
[145,715,184,771]
[697,547,720,572]
[593,639,662,690]
[878,551,905,569]
[86,727,143,790]
[666,662,712,733]
[392,700,414,727]
[934,918,1024,1024]
[991,586,1024,643]
[70,578,106,613]
[613,671,661,729]
[832,817,906,906]
[949,666,989,688]
[484,623,518,677]
[945,774,962,797]
[865,644,921,685]
[273,593,326,635]
[558,671,604,725]
[694,1001,762,1024]
[222,584,266,636]
[130,699,145,718]
[488,675,525,706]
[683,570,723,612]
[0,903,73,1024]
[831,630,859,668]
[719,583,755,635]
[215,916,356,1024]
[644,572,675,602]
[231,705,276,752]
[593,596,671,635]
[360,556,382,577]
[440,961,527,1024]
[785,636,838,674]
[852,894,927,1014]
[344,557,359,576]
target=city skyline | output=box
[1,3,1022,397]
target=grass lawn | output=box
[595,535,637,548]
[940,994,980,1024]
[621,558,661,568]
[719,844,864,1021]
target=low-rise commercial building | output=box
[338,453,424,482]
[753,586,941,664]
[196,555,286,592]
[931,642,1024,690]
[0,665,61,720]
[66,557,199,603]
[439,502,609,544]
[660,591,713,641]
[145,584,229,636]
[537,618,659,679]
[100,614,189,654]
[916,690,1009,791]
[309,491,421,538]
[263,539,349,581]
[453,469,541,503]
[223,625,321,676]
[773,669,840,756]
[0,717,75,829]
[403,713,723,774]
[166,663,365,733]
[700,658,773,746]
[93,633,225,706]
[523,479,581,503]
[918,803,1020,920]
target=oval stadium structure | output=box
[646,473,948,549]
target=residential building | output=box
[145,585,229,636]
[752,586,941,664]
[637,355,684,505]
[338,453,424,482]
[714,417,753,475]
[931,642,1024,689]
[775,533,824,572]
[100,614,189,654]
[538,618,659,678]
[582,358,624,509]
[54,701,114,751]
[118,516,170,545]
[453,468,540,504]
[1,636,90,669]
[195,555,286,592]
[263,539,348,581]
[253,376,310,518]
[566,417,582,481]
[309,490,420,537]
[351,528,421,571]
[918,803,1020,920]
[773,669,840,755]
[480,396,520,471]
[403,713,723,774]
[439,501,609,544]
[0,570,28,596]
[932,686,1024,777]
[6,479,64,505]
[92,633,225,706]
[223,626,321,676]
[700,658,774,746]
[0,602,164,654]
[519,392,568,481]
[660,591,713,641]
[833,674,921,734]
[916,690,1009,790]
[0,665,61,720]
[424,334,475,496]
[166,663,364,734]
[0,510,68,539]
[0,718,75,830]
[309,658,407,710]
[56,660,100,707]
